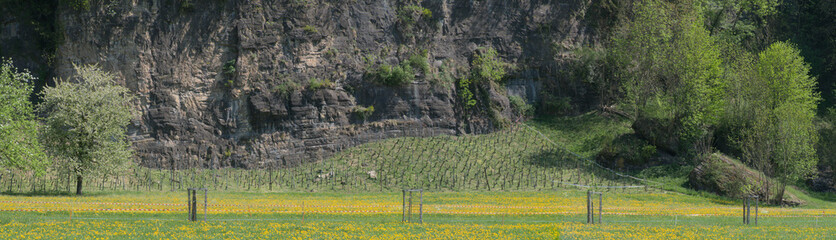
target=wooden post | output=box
[402,190,406,222]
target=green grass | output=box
[528,112,633,158]
[0,191,835,239]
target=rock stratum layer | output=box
[2,0,596,169]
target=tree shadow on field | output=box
[0,190,111,197]
[526,148,630,185]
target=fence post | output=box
[402,190,406,222]
[742,197,746,224]
[598,192,602,224]
[586,190,591,224]
[746,197,750,225]
[204,189,207,222]
[187,189,192,221]
[419,190,424,224]
[754,196,758,225]
[408,191,413,223]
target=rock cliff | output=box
[2,0,596,169]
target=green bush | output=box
[223,60,236,75]
[353,105,375,120]
[457,78,477,109]
[406,51,430,75]
[179,0,194,13]
[540,93,573,115]
[432,63,456,89]
[307,78,333,90]
[471,47,506,83]
[508,95,534,117]
[397,5,432,26]
[63,0,90,11]
[272,81,301,97]
[302,25,318,34]
[597,134,657,170]
[373,64,414,86]
[223,60,236,87]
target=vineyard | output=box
[1,122,651,193]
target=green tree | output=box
[754,42,820,202]
[674,13,726,146]
[0,58,47,173]
[611,0,724,153]
[39,64,135,195]
[611,0,674,119]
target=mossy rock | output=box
[688,153,802,205]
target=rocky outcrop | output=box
[3,0,595,168]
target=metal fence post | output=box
[754,196,758,225]
[191,189,197,221]
[408,191,413,223]
[742,197,746,224]
[598,192,602,224]
[587,190,591,224]
[746,197,750,225]
[187,190,192,221]
[419,190,424,224]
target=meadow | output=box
[1,191,835,239]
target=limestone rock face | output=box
[24,0,592,168]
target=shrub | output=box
[223,60,236,87]
[272,81,301,97]
[307,78,333,90]
[406,51,430,75]
[457,78,476,109]
[597,134,657,170]
[223,60,236,75]
[179,0,194,13]
[353,105,375,120]
[373,64,414,86]
[302,25,318,34]
[540,93,573,115]
[471,47,506,83]
[397,5,432,26]
[508,95,534,117]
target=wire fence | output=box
[1,123,834,228]
[3,194,836,227]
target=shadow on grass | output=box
[1,190,114,197]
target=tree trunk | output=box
[76,175,83,195]
[775,182,786,205]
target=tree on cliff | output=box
[0,58,47,173]
[39,64,135,195]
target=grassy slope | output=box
[529,111,836,209]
